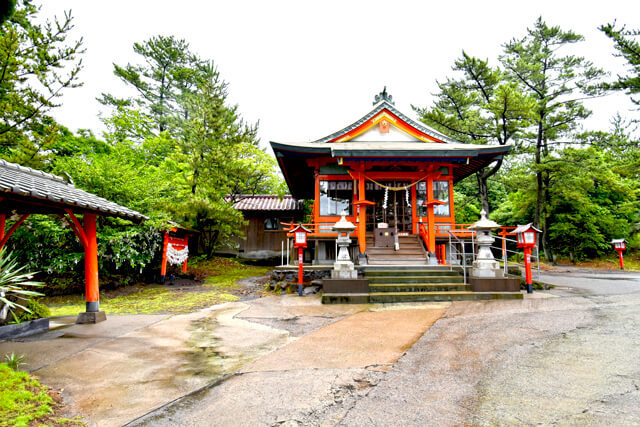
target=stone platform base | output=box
[469,277,521,292]
[322,278,370,294]
[0,318,49,340]
[76,311,107,324]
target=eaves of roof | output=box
[0,159,148,222]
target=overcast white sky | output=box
[41,1,639,150]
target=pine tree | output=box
[500,17,607,259]
[0,0,84,168]
[413,51,534,213]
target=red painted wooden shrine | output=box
[270,89,512,264]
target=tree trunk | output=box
[541,172,553,262]
[476,171,490,213]
[534,120,544,230]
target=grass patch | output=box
[46,288,240,316]
[45,257,269,316]
[0,363,82,426]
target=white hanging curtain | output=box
[167,243,189,265]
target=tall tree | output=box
[0,0,84,168]
[500,17,606,259]
[171,64,283,253]
[98,35,205,134]
[413,52,533,213]
[600,22,640,111]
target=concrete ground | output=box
[2,267,640,426]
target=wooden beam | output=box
[65,209,88,249]
[0,214,31,250]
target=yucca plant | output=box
[4,352,26,371]
[0,250,44,324]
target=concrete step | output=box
[368,275,465,284]
[322,293,370,304]
[369,291,523,303]
[370,283,470,292]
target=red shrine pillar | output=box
[160,231,169,282]
[181,236,189,274]
[358,171,366,255]
[83,213,100,313]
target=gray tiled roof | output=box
[0,159,147,221]
[311,100,459,144]
[233,195,300,211]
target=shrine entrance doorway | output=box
[365,181,413,233]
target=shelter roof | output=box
[0,159,147,222]
[233,195,300,212]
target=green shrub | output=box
[15,299,50,322]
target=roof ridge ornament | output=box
[373,86,394,105]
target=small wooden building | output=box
[232,195,304,260]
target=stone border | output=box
[0,318,50,341]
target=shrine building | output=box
[270,89,511,266]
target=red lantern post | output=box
[291,224,310,296]
[611,239,627,270]
[514,223,541,294]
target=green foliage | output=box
[98,35,206,134]
[0,251,44,325]
[4,353,25,371]
[414,51,534,212]
[498,146,639,259]
[14,299,50,322]
[0,0,84,168]
[0,362,58,426]
[0,0,16,24]
[600,22,640,109]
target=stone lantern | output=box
[331,212,357,279]
[468,209,502,278]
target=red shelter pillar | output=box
[83,213,100,313]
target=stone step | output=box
[362,265,463,272]
[370,283,470,292]
[367,247,423,254]
[367,254,427,260]
[368,275,465,284]
[365,270,462,277]
[366,259,429,266]
[369,291,523,303]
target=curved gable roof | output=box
[311,100,459,144]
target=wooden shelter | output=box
[0,159,146,323]
[271,89,511,265]
[232,195,304,260]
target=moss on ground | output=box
[45,257,269,316]
[0,363,82,426]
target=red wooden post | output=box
[83,213,100,312]
[618,249,625,270]
[182,235,189,273]
[160,231,169,282]
[298,248,303,286]
[358,171,366,256]
[524,247,532,288]
[0,214,5,245]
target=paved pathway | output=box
[3,267,640,426]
